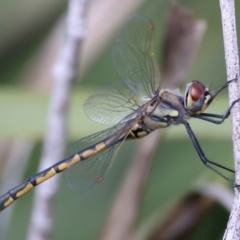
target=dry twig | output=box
[219,1,240,240]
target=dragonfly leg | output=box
[182,120,235,184]
[193,97,240,124]
[209,76,239,102]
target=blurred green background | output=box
[0,0,239,239]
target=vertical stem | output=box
[219,1,240,240]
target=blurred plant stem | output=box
[27,1,88,240]
[219,1,240,240]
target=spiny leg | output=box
[182,121,236,185]
[193,97,240,124]
[208,77,239,105]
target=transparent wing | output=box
[66,120,135,192]
[83,81,146,125]
[67,143,121,192]
[112,14,160,99]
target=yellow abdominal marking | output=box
[82,143,106,159]
[16,183,34,197]
[4,197,14,207]
[36,168,56,184]
[67,154,81,168]
[58,162,68,171]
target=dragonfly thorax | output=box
[184,81,212,114]
[143,93,183,130]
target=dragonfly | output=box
[0,15,239,212]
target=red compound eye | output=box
[189,81,205,101]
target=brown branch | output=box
[148,184,234,240]
[219,1,240,240]
[149,192,215,240]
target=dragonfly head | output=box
[184,81,212,114]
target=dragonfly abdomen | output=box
[78,142,107,161]
[0,141,110,211]
[0,158,73,211]
[0,165,57,211]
